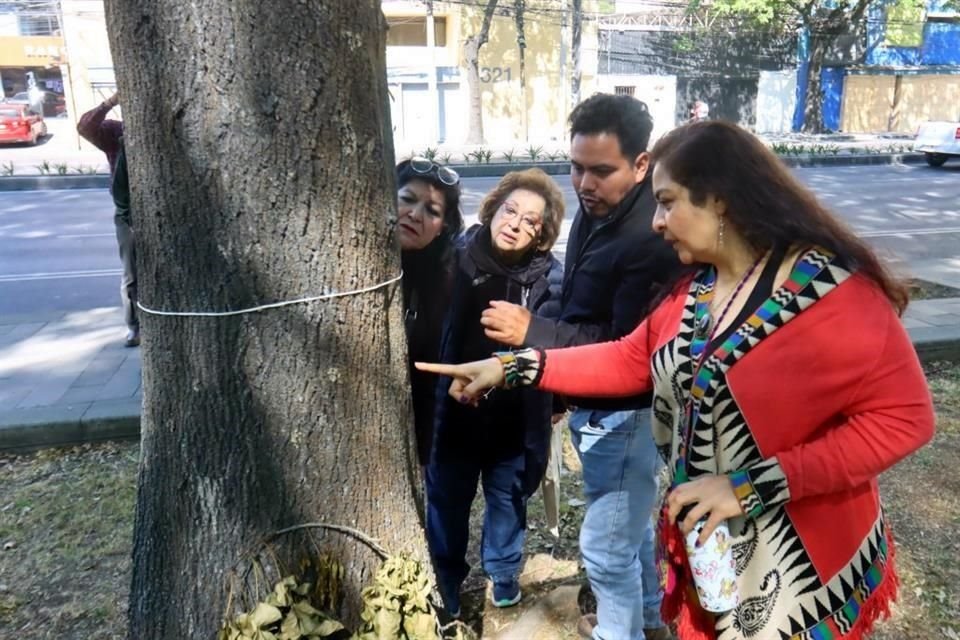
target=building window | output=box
[614,85,636,97]
[387,16,447,47]
[17,14,60,36]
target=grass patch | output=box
[909,279,960,301]
[2,362,959,638]
[0,442,137,639]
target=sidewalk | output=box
[2,290,959,452]
[0,308,142,451]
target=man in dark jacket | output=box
[481,94,681,640]
[77,92,139,347]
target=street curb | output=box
[0,153,928,190]
[0,174,109,190]
[448,153,927,177]
[909,330,960,364]
[0,403,140,453]
[779,153,925,168]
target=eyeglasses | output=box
[500,206,542,236]
[409,156,460,186]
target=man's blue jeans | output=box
[425,453,527,606]
[570,408,663,640]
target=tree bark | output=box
[801,22,827,134]
[801,0,870,134]
[515,0,527,141]
[102,1,427,637]
[464,0,499,145]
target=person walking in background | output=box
[688,100,710,123]
[479,93,683,640]
[395,158,464,468]
[77,92,139,347]
[418,120,935,640]
[427,169,564,618]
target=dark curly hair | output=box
[396,159,463,250]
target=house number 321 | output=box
[480,67,513,83]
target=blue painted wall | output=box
[821,67,845,130]
[866,0,960,65]
[924,22,960,65]
[794,0,960,129]
[792,65,845,131]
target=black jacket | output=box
[523,179,683,409]
[433,225,563,494]
[404,246,456,465]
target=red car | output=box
[0,104,47,145]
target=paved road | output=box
[1,163,959,319]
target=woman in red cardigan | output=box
[418,121,935,640]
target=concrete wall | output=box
[594,74,676,142]
[756,69,797,134]
[599,28,795,128]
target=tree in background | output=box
[103,0,430,636]
[698,0,876,132]
[463,0,500,144]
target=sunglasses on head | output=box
[409,156,460,186]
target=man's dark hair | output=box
[568,93,654,161]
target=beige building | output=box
[384,0,600,149]
[0,1,115,148]
[58,0,116,149]
[29,1,601,151]
[0,1,66,115]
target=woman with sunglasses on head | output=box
[396,158,464,467]
[426,169,565,618]
[418,122,935,639]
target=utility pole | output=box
[515,0,528,141]
[560,0,568,122]
[571,0,582,107]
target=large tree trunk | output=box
[801,23,828,134]
[103,1,427,638]
[463,0,499,145]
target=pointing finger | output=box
[415,362,463,376]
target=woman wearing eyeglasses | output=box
[425,169,565,617]
[418,123,935,640]
[396,158,464,467]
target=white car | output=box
[914,121,960,167]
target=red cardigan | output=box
[537,252,934,640]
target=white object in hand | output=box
[684,519,739,612]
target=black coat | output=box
[523,179,683,410]
[433,225,563,494]
[404,246,456,465]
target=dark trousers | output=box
[425,453,528,601]
[114,212,138,330]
